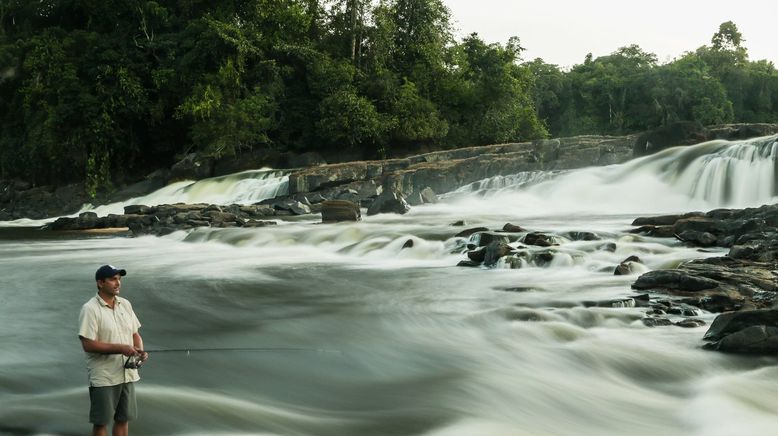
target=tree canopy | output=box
[0,3,775,194]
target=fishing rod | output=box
[124,347,342,369]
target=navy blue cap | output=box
[95,265,127,281]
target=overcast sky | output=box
[443,0,777,68]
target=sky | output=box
[443,0,777,68]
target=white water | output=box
[0,136,776,435]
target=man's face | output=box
[97,274,122,297]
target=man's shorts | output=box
[89,382,137,425]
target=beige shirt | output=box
[78,294,142,387]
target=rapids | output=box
[0,136,776,435]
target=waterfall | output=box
[83,169,290,216]
[442,135,778,217]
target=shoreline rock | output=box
[630,203,778,354]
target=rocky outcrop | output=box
[630,203,778,353]
[703,309,778,354]
[45,204,278,236]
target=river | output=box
[1,136,777,435]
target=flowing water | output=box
[1,137,777,436]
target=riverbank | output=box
[3,123,778,221]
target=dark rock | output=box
[614,255,643,275]
[472,232,511,247]
[457,260,481,268]
[366,190,410,216]
[703,309,778,342]
[642,317,673,327]
[451,220,466,227]
[523,233,555,247]
[402,239,414,249]
[483,241,513,267]
[704,324,778,354]
[502,223,526,233]
[632,270,720,291]
[674,319,706,328]
[634,121,707,156]
[321,200,361,223]
[677,230,717,246]
[467,247,486,263]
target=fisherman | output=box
[78,265,148,436]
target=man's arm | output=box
[79,336,138,356]
[132,332,149,362]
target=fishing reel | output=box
[124,352,146,369]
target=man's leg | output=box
[112,420,128,436]
[92,424,108,436]
[90,386,119,436]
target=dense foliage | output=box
[0,2,776,193]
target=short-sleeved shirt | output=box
[78,294,142,387]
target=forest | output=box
[1,1,777,196]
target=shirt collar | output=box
[95,293,121,308]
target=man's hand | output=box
[138,351,149,363]
[120,344,139,357]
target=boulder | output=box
[321,200,361,223]
[366,190,410,216]
[170,153,214,180]
[632,270,719,291]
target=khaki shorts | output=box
[89,382,137,425]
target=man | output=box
[78,265,148,436]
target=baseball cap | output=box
[95,265,127,281]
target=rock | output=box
[420,187,438,204]
[456,260,481,268]
[467,247,486,263]
[321,200,361,223]
[402,239,414,249]
[501,223,526,233]
[598,242,617,252]
[472,232,510,247]
[523,233,554,247]
[642,317,673,327]
[632,270,720,292]
[483,241,513,267]
[677,230,717,246]
[703,309,778,342]
[614,255,642,275]
[704,324,778,354]
[582,298,637,308]
[674,319,706,328]
[124,205,151,215]
[366,190,410,216]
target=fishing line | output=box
[124,347,342,368]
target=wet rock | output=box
[677,230,717,246]
[472,232,511,247]
[523,232,555,247]
[467,247,486,263]
[703,309,778,353]
[366,190,410,216]
[614,255,643,275]
[451,220,466,227]
[124,204,151,215]
[483,241,513,267]
[632,270,719,291]
[402,239,414,249]
[674,319,706,328]
[501,223,526,233]
[321,200,361,223]
[456,260,481,268]
[642,317,673,327]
